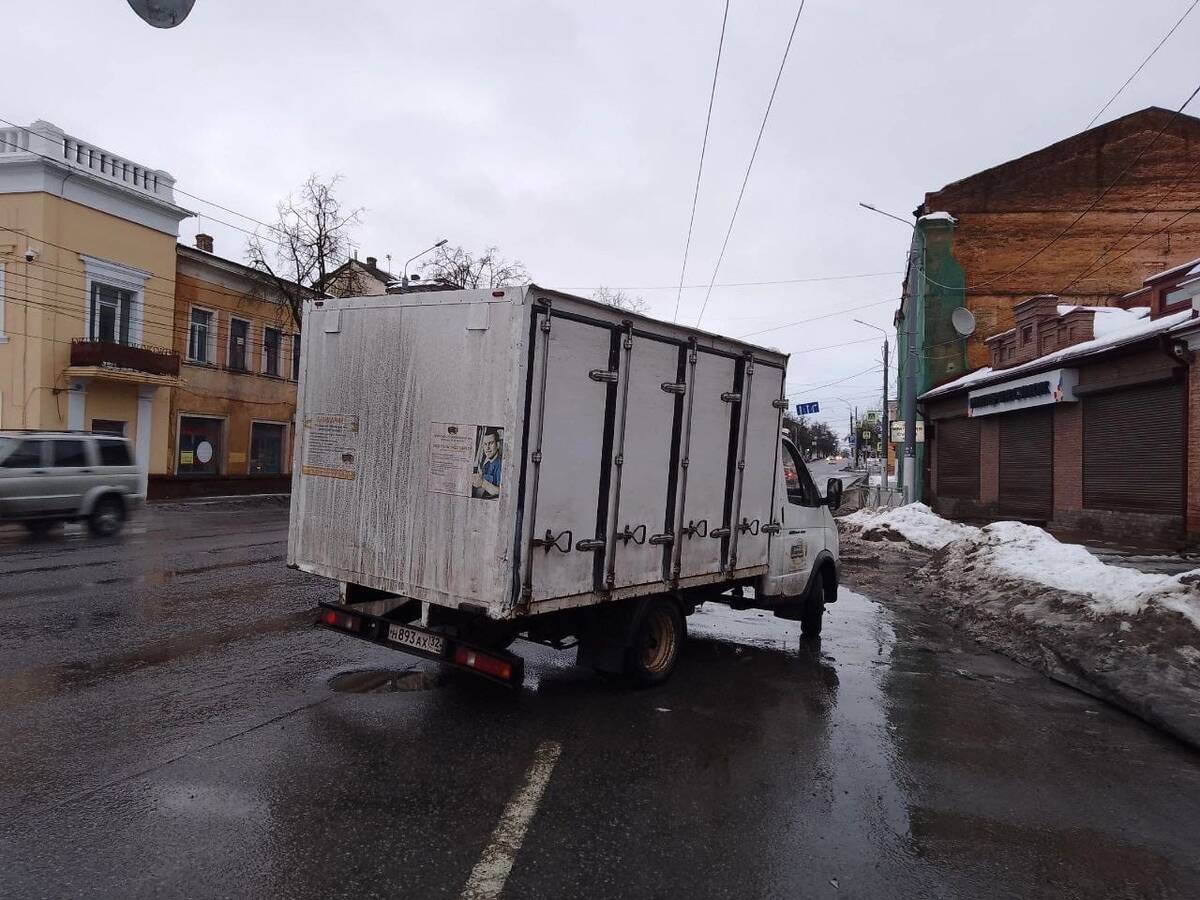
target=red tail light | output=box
[320,609,360,632]
[453,646,514,681]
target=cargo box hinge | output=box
[589,369,620,383]
[721,392,741,403]
[574,538,606,552]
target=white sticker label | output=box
[302,414,360,481]
[429,423,475,496]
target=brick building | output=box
[919,260,1200,546]
[896,107,1200,501]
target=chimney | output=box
[366,256,377,268]
[194,233,214,253]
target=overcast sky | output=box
[10,0,1200,434]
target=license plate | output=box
[387,623,445,656]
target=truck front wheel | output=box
[800,566,836,638]
[626,597,684,687]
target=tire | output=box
[87,495,125,537]
[625,597,685,687]
[800,567,836,638]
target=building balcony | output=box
[68,338,181,385]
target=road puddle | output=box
[328,669,443,693]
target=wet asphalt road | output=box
[2,501,1199,899]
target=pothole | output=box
[328,669,443,693]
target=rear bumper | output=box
[316,602,524,686]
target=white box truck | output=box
[288,286,842,686]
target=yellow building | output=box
[0,120,191,493]
[166,236,300,495]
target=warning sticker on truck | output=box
[429,423,505,499]
[302,414,360,481]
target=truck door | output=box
[726,361,785,573]
[527,313,614,602]
[605,335,680,590]
[769,440,827,597]
[675,351,738,579]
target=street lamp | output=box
[402,239,449,291]
[853,318,890,491]
[860,201,920,504]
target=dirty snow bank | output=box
[844,505,1200,630]
[842,503,981,550]
[840,506,1200,748]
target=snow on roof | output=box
[918,211,956,224]
[922,308,1195,400]
[1055,304,1150,337]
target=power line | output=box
[787,364,882,393]
[695,0,807,327]
[673,0,730,324]
[736,296,900,339]
[571,271,900,293]
[1086,0,1200,130]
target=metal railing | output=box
[70,338,180,377]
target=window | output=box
[783,441,819,506]
[0,439,44,468]
[89,282,134,344]
[249,422,287,474]
[263,327,281,376]
[98,440,134,467]
[1020,325,1034,345]
[81,254,147,346]
[178,416,223,474]
[92,419,127,437]
[52,440,89,468]
[292,333,301,381]
[229,318,249,371]
[188,308,215,363]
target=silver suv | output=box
[0,431,143,537]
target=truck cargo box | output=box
[288,286,789,620]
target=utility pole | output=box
[853,318,889,490]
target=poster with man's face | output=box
[471,425,504,500]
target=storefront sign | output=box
[968,368,1077,417]
[889,420,924,443]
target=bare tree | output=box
[592,286,649,315]
[246,174,364,328]
[420,244,528,290]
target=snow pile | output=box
[845,505,1200,631]
[957,520,1200,631]
[842,503,982,550]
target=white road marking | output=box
[460,740,563,900]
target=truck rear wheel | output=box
[625,597,684,687]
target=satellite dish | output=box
[951,306,977,337]
[127,0,196,27]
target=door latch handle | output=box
[574,538,606,552]
[682,519,708,539]
[737,518,760,536]
[616,524,647,545]
[531,529,572,554]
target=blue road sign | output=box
[795,402,820,415]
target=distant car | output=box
[0,431,143,537]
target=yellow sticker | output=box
[229,452,246,463]
[180,451,194,464]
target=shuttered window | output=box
[998,407,1054,519]
[937,417,980,499]
[1084,381,1183,515]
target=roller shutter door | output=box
[998,407,1053,519]
[936,417,980,499]
[1084,381,1183,514]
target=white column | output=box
[67,379,87,430]
[135,385,156,497]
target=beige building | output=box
[0,120,191,492]
[166,236,301,495]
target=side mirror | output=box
[825,478,843,511]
